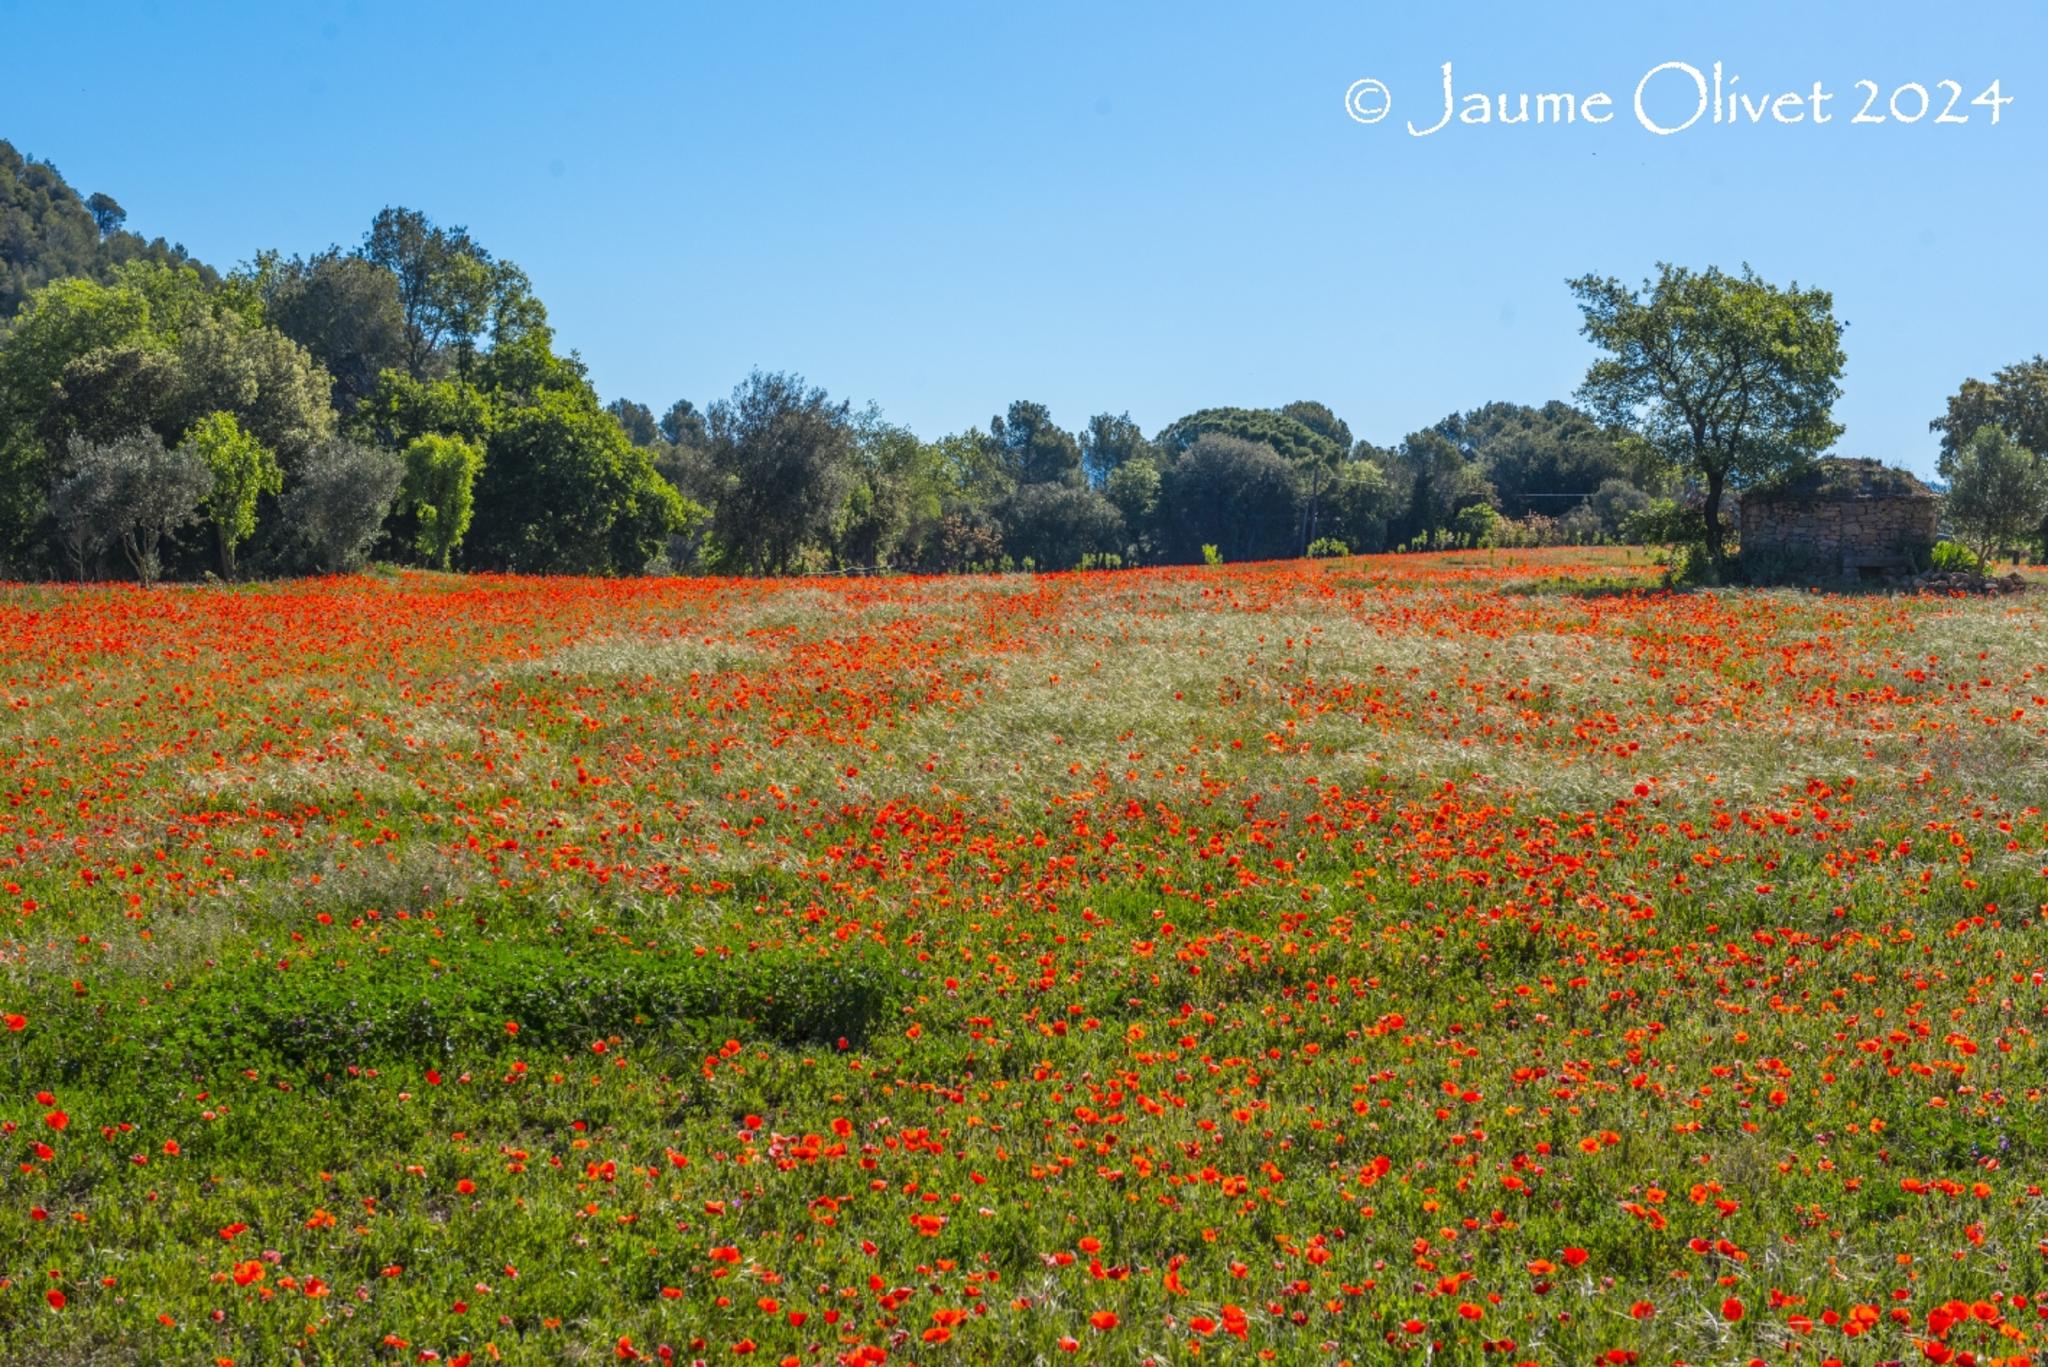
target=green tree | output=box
[607,398,660,447]
[0,138,217,321]
[179,411,281,577]
[1155,407,1337,468]
[1930,356,2048,475]
[999,482,1125,570]
[257,250,408,412]
[1387,428,1487,544]
[1432,400,1641,519]
[360,208,499,380]
[706,370,854,574]
[466,387,688,574]
[279,438,403,573]
[1571,263,1846,570]
[398,433,484,568]
[1157,435,1299,564]
[1946,425,2048,569]
[50,430,209,586]
[660,398,708,450]
[987,400,1082,487]
[1079,412,1151,488]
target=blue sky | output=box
[3,0,2041,476]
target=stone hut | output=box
[1739,458,1938,581]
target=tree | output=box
[396,433,484,569]
[660,398,708,450]
[279,438,402,573]
[0,138,217,321]
[1386,428,1487,545]
[1323,456,1394,552]
[987,401,1082,487]
[1571,263,1845,570]
[1432,400,1641,519]
[360,208,498,380]
[1157,435,1299,564]
[1104,457,1162,549]
[1279,401,1353,458]
[706,370,854,574]
[1946,425,2048,569]
[1155,407,1338,468]
[833,413,943,570]
[999,482,1124,570]
[1930,357,2048,475]
[606,398,660,447]
[170,310,337,464]
[50,430,208,586]
[1079,412,1151,488]
[180,411,281,577]
[1157,406,1344,554]
[258,250,408,412]
[465,387,689,574]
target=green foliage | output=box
[1929,540,1984,574]
[998,481,1125,570]
[179,410,281,576]
[1929,355,2048,475]
[1201,542,1223,566]
[468,386,691,574]
[150,937,890,1079]
[49,429,209,585]
[1945,424,2048,568]
[398,432,484,568]
[1159,435,1300,563]
[707,370,855,574]
[986,399,1082,487]
[277,437,402,573]
[1306,536,1349,558]
[1622,497,1706,550]
[1572,263,1845,568]
[1432,399,1643,519]
[0,137,218,321]
[1156,406,1339,468]
[1453,501,1500,547]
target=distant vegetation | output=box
[3,138,2044,583]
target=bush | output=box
[49,429,210,585]
[279,438,402,572]
[1201,543,1223,567]
[1929,540,1984,574]
[1306,537,1349,558]
[147,936,892,1078]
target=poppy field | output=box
[3,548,2047,1367]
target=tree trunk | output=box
[1701,470,1727,570]
[219,525,235,580]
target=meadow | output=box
[2,547,2044,1367]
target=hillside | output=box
[0,138,215,320]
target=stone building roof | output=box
[1745,457,1935,504]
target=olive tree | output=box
[1946,425,2048,569]
[50,430,208,586]
[279,438,402,573]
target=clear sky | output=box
[4,0,2041,476]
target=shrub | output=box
[1929,540,1984,574]
[146,936,892,1078]
[279,438,403,572]
[50,429,209,585]
[1306,537,1349,558]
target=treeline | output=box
[21,139,2039,585]
[0,138,1683,583]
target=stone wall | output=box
[1739,494,1938,577]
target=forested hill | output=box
[0,140,216,319]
